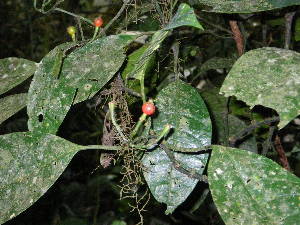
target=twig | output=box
[98,0,132,36]
[284,11,296,49]
[54,8,93,25]
[262,23,268,46]
[229,117,280,147]
[76,17,85,41]
[229,20,244,56]
[261,126,276,156]
[160,144,208,183]
[197,15,232,34]
[274,135,291,171]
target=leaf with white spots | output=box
[142,147,208,214]
[27,42,79,135]
[0,132,85,224]
[163,3,203,30]
[0,93,27,125]
[0,57,37,95]
[220,47,300,129]
[208,145,300,225]
[153,80,212,152]
[27,35,134,135]
[196,0,300,13]
[69,35,135,103]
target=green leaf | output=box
[51,47,64,79]
[0,58,37,95]
[111,220,127,225]
[122,45,156,104]
[208,145,300,225]
[163,3,203,30]
[128,30,169,81]
[220,47,300,129]
[0,93,27,125]
[197,0,300,13]
[128,3,203,98]
[27,42,79,135]
[70,35,135,103]
[123,45,155,81]
[153,80,212,152]
[0,132,84,224]
[28,35,134,135]
[142,147,208,214]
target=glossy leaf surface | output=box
[220,47,300,129]
[208,145,300,225]
[0,132,83,224]
[0,58,37,95]
[142,147,208,214]
[0,93,27,125]
[164,3,203,30]
[153,80,212,152]
[197,0,300,13]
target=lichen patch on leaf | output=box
[197,0,300,13]
[0,57,37,95]
[220,47,300,129]
[208,145,300,225]
[0,132,82,224]
[0,93,27,126]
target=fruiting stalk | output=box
[91,26,99,41]
[130,113,147,139]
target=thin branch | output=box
[54,8,93,25]
[284,11,296,49]
[229,117,280,147]
[262,126,276,156]
[99,0,132,36]
[197,15,232,34]
[274,135,291,171]
[160,144,208,183]
[76,17,85,41]
[229,20,244,56]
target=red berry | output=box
[142,102,156,116]
[93,17,103,27]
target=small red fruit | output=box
[93,17,103,27]
[142,102,156,116]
